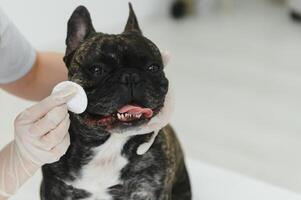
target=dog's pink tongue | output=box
[118,105,153,118]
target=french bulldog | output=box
[40,3,191,200]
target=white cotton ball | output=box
[52,81,88,114]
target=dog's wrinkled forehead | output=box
[71,34,162,70]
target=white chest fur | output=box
[68,134,129,200]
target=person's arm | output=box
[0,6,67,101]
[0,52,67,101]
[0,195,6,199]
[0,194,7,199]
[0,193,7,200]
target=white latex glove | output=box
[0,86,77,198]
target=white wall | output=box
[0,0,171,50]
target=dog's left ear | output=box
[123,3,142,35]
[64,5,95,66]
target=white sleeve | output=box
[0,7,36,84]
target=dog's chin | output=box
[82,103,162,131]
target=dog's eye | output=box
[147,64,161,72]
[89,64,106,76]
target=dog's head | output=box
[64,4,169,133]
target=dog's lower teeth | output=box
[117,112,143,121]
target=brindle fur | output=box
[41,4,191,200]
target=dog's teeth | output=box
[118,113,125,120]
[133,114,141,118]
[117,113,142,121]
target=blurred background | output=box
[1,0,301,198]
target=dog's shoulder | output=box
[160,125,186,186]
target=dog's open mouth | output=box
[117,105,153,120]
[85,105,155,129]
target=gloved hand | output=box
[0,86,77,198]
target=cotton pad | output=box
[52,81,88,114]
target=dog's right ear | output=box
[64,6,95,66]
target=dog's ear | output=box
[123,3,142,35]
[64,6,95,66]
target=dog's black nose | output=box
[121,72,141,85]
